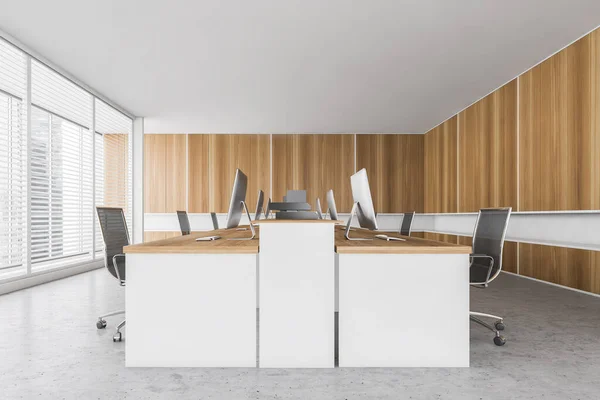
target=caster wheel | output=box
[494,335,506,346]
[96,319,107,329]
[113,332,122,342]
[495,321,505,331]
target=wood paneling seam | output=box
[456,114,460,213]
[516,76,520,275]
[354,134,357,172]
[270,134,273,200]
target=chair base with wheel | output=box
[113,319,126,342]
[96,309,126,341]
[470,311,506,346]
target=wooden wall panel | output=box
[592,29,600,210]
[517,30,600,292]
[144,134,187,213]
[424,117,457,213]
[459,80,517,212]
[144,134,166,213]
[164,135,187,212]
[187,134,210,213]
[520,244,600,294]
[208,134,270,213]
[356,134,424,213]
[104,134,130,213]
[519,31,599,211]
[591,253,600,295]
[272,134,355,212]
[419,28,600,294]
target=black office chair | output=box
[210,212,219,230]
[176,210,191,235]
[400,211,415,236]
[95,207,129,342]
[469,207,512,346]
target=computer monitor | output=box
[265,198,272,219]
[350,168,378,230]
[316,198,323,219]
[326,189,338,220]
[226,169,248,227]
[254,190,264,220]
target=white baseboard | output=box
[503,271,600,299]
[0,261,104,296]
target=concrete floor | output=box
[1,269,599,400]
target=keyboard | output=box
[196,235,221,241]
[375,234,406,242]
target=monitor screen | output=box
[226,169,248,229]
[350,168,378,230]
[254,190,264,220]
[326,189,338,221]
[316,198,323,219]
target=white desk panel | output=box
[126,253,257,367]
[339,253,469,367]
[259,222,335,368]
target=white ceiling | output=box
[1,0,599,133]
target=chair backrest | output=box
[96,207,129,282]
[176,210,191,235]
[471,207,512,285]
[400,211,415,236]
[210,212,219,230]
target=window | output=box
[0,39,27,279]
[0,37,133,281]
[30,107,94,270]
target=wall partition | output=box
[422,27,600,295]
[0,37,133,289]
[143,133,424,241]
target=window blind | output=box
[31,59,91,128]
[95,99,133,239]
[0,40,27,99]
[0,39,27,278]
[30,107,94,270]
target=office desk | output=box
[335,229,472,367]
[124,224,471,368]
[123,228,258,367]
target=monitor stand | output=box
[345,202,373,241]
[228,201,256,240]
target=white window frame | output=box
[0,35,136,287]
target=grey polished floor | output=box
[1,269,599,400]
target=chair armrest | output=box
[112,254,126,286]
[470,253,492,259]
[469,253,495,285]
[469,253,494,267]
